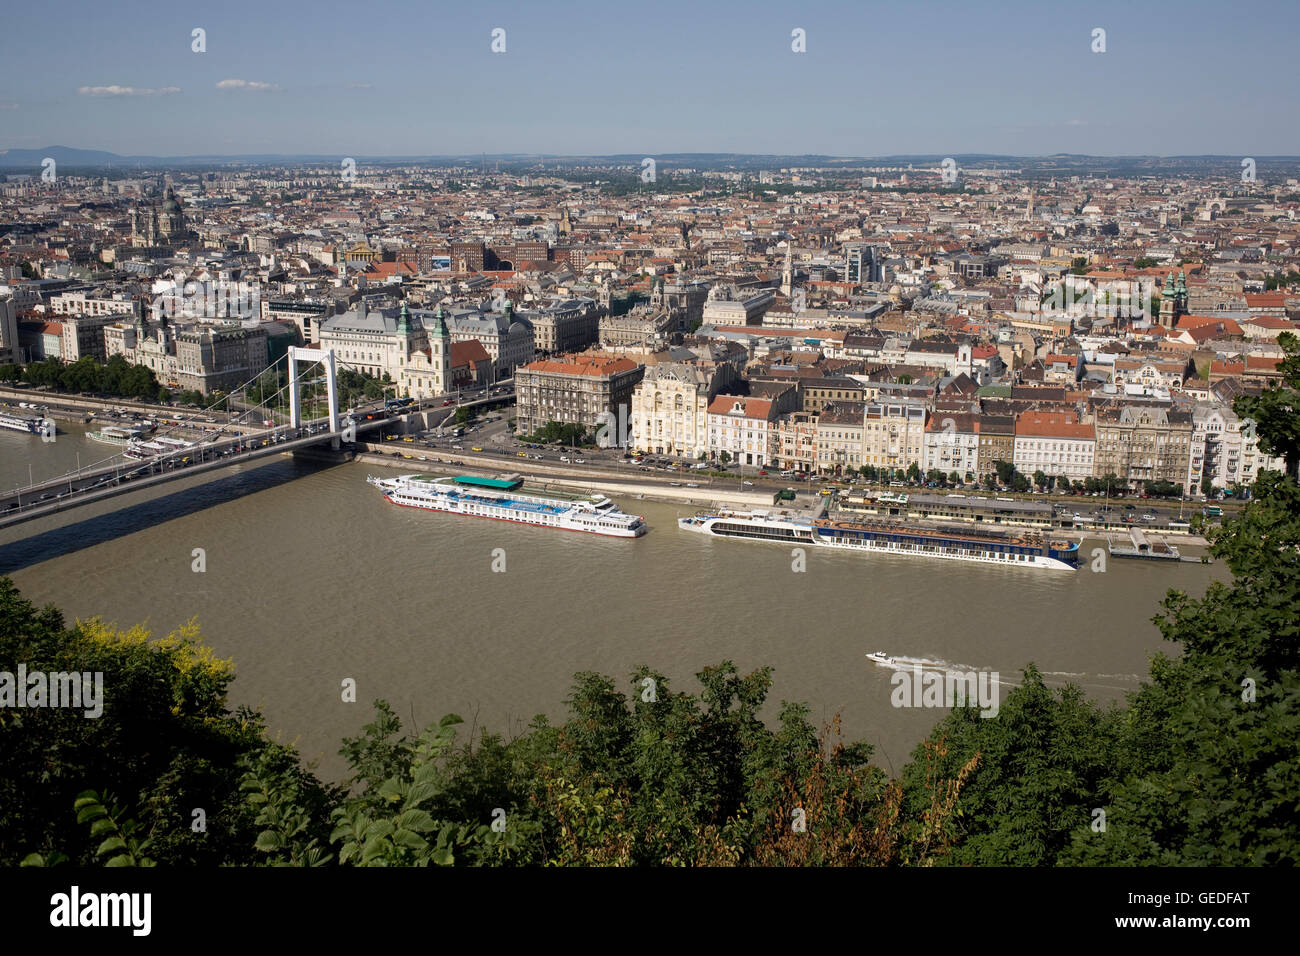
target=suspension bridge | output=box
[0,347,436,532]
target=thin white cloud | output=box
[0,103,18,110]
[1066,119,1088,127]
[78,85,180,97]
[216,79,280,92]
[346,82,372,89]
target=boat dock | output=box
[1106,528,1199,562]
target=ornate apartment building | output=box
[630,362,732,458]
[174,325,269,394]
[1093,405,1193,490]
[514,353,644,435]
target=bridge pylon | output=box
[287,346,340,441]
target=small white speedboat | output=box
[865,651,893,665]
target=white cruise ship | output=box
[368,474,646,538]
[679,508,1078,570]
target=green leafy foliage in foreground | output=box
[3,461,1298,864]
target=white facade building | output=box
[707,395,777,467]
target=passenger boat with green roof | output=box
[367,474,646,537]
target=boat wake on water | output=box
[865,655,1143,690]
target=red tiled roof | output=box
[521,354,639,377]
[1177,315,1243,335]
[1246,315,1295,330]
[450,340,491,365]
[1015,410,1094,440]
[1246,293,1286,307]
[707,395,775,419]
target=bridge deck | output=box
[0,386,513,535]
[0,420,385,532]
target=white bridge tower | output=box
[287,346,346,443]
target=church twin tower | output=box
[1157,270,1188,329]
[394,301,452,397]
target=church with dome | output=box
[130,185,195,248]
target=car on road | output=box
[743,480,754,486]
[472,446,484,452]
[531,454,543,460]
[573,458,585,464]
[517,451,528,458]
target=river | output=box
[0,423,1222,781]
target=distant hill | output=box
[0,146,159,168]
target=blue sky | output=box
[1,0,1296,157]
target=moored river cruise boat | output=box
[679,508,1078,570]
[368,474,646,538]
